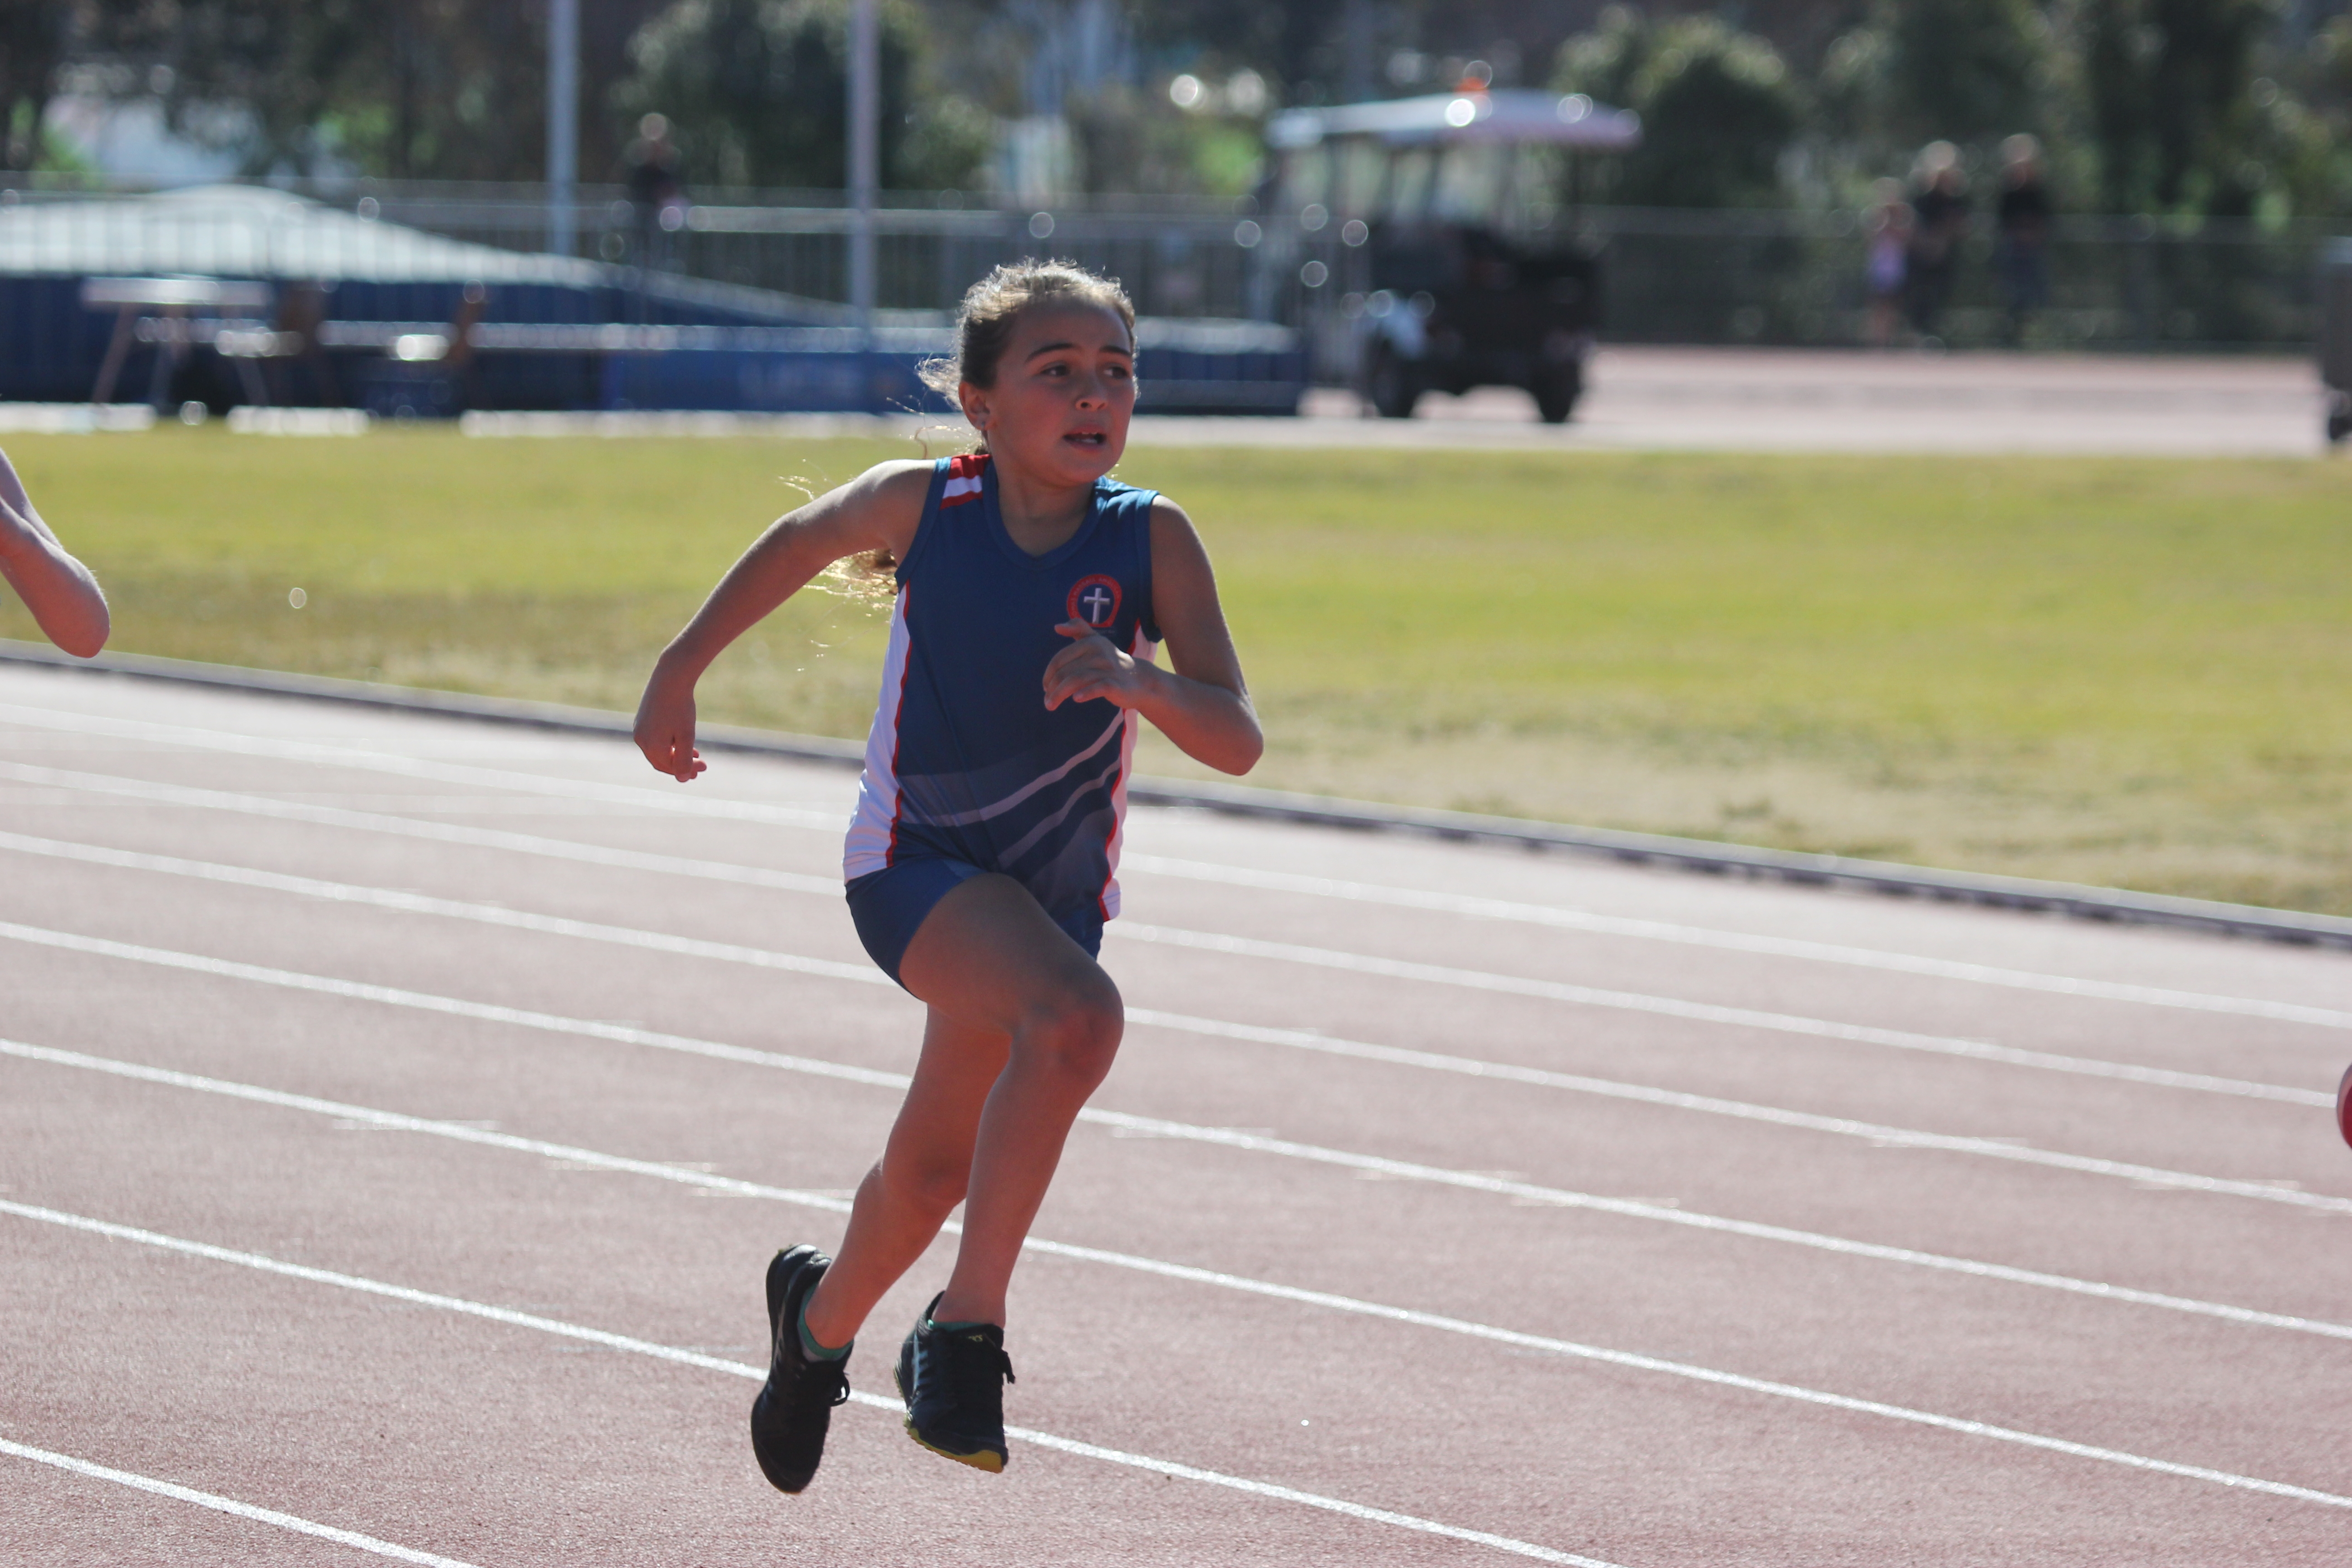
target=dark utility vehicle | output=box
[1265,88,1639,422]
[1355,222,1601,421]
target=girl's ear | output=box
[957,381,989,434]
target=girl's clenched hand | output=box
[1042,619,1151,710]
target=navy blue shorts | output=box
[845,857,1106,991]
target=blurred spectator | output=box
[626,113,687,275]
[1995,134,2053,345]
[1864,178,1912,348]
[269,281,343,407]
[1905,143,1969,343]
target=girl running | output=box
[632,261,1260,1489]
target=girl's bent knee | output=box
[1019,979,1123,1086]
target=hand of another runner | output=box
[1044,619,1147,710]
[632,670,707,782]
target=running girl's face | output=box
[960,303,1135,487]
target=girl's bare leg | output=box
[801,872,1121,1339]
[800,1006,1007,1346]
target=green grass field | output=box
[6,425,2350,912]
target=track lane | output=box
[7,758,2338,1112]
[0,1202,1622,1568]
[11,916,2351,1350]
[10,860,2352,1352]
[9,1053,2349,1564]
[7,665,2351,1563]
[8,843,2352,1335]
[4,823,2343,1210]
[11,755,2350,1039]
[10,679,2352,1022]
[0,1439,485,1568]
[1,1205,1542,1568]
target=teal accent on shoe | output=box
[798,1294,851,1361]
[926,1315,992,1334]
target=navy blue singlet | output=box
[843,452,1160,967]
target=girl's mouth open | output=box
[1063,431,1107,448]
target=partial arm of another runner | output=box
[0,446,110,658]
[1041,496,1260,775]
[633,461,933,782]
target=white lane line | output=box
[1115,922,2332,1109]
[5,704,2342,1033]
[1117,1008,2342,1145]
[0,804,2314,1109]
[3,829,2341,1215]
[0,1435,483,1568]
[1122,854,2352,1031]
[28,749,2321,1143]
[5,1095,2345,1519]
[0,1200,1616,1568]
[0,828,888,987]
[0,792,2316,1112]
[0,761,843,895]
[0,919,913,1087]
[0,781,2319,1112]
[5,1014,2347,1348]
[0,700,843,827]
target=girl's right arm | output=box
[634,460,931,782]
[0,445,110,659]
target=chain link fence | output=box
[1552,208,2336,352]
[5,176,2340,354]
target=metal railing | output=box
[4,175,2338,352]
[1541,207,2338,352]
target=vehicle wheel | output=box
[1532,361,1583,425]
[1366,346,1420,419]
[2329,407,2352,445]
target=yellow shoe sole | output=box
[904,1417,1005,1473]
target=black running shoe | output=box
[893,1292,1015,1473]
[750,1245,850,1493]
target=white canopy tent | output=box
[0,184,602,284]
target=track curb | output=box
[6,639,2348,952]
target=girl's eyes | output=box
[1036,360,1133,381]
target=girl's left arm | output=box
[1043,498,1261,775]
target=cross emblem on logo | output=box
[1066,573,1122,630]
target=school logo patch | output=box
[1066,573,1122,629]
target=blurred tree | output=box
[68,0,671,181]
[1131,0,1348,103]
[1555,10,1802,206]
[1,0,77,169]
[1810,0,2058,210]
[1551,5,1651,108]
[2080,0,2273,212]
[83,0,546,180]
[1882,0,2043,144]
[617,0,987,189]
[2277,13,2352,212]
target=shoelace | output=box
[787,1355,851,1412]
[941,1338,1015,1398]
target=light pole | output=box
[848,0,879,407]
[547,0,579,258]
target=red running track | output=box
[2,662,2348,1567]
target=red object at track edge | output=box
[2338,1064,2352,1152]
